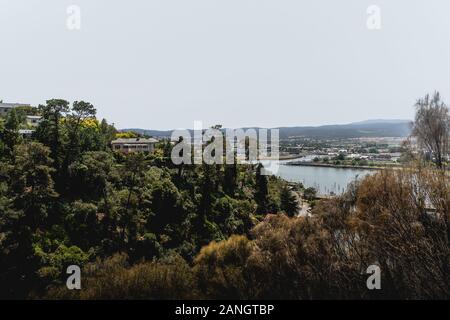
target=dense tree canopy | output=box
[0,99,291,298]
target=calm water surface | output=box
[261,158,374,195]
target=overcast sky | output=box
[1,0,450,129]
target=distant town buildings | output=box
[0,102,31,116]
[111,137,158,153]
[1,102,41,137]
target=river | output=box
[260,157,374,196]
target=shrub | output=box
[45,253,196,299]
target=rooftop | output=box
[18,129,34,134]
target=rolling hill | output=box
[121,119,412,139]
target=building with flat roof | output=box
[26,115,42,127]
[18,129,35,137]
[111,137,159,154]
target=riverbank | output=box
[284,161,389,170]
[268,154,304,160]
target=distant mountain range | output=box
[121,119,413,139]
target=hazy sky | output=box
[1,0,450,129]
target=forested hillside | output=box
[0,99,294,299]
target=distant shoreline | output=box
[277,154,305,160]
[284,162,387,170]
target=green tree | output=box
[303,187,317,201]
[99,118,117,150]
[280,185,299,217]
[9,142,58,229]
[35,99,70,172]
[2,108,22,158]
[64,101,97,169]
[116,153,151,250]
[223,154,238,196]
[255,163,269,214]
[196,164,217,244]
[0,143,58,298]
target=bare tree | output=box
[412,92,450,168]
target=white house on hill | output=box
[111,137,159,153]
[26,115,42,127]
